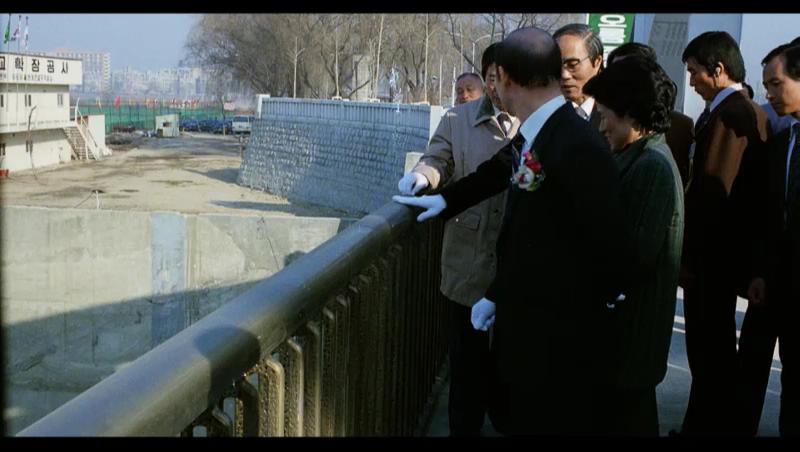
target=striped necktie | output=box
[509,131,526,175]
[497,112,511,135]
[575,106,590,121]
[695,108,711,133]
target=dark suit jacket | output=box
[683,90,769,293]
[758,127,800,303]
[437,102,632,434]
[588,105,693,189]
[589,103,602,130]
[665,110,695,190]
[607,134,684,389]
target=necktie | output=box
[785,124,800,224]
[497,112,511,135]
[695,108,711,132]
[509,131,526,175]
[575,106,590,121]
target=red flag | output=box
[114,96,121,108]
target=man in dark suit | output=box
[607,42,696,190]
[744,43,800,437]
[393,26,631,435]
[553,24,604,129]
[678,31,770,436]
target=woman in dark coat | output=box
[583,56,685,436]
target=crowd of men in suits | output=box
[394,24,800,437]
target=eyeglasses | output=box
[562,56,591,72]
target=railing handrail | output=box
[77,116,102,159]
[17,201,415,437]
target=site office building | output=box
[0,52,82,172]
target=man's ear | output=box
[497,65,508,85]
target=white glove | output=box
[392,194,447,222]
[470,297,496,331]
[398,172,430,195]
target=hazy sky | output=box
[1,13,198,70]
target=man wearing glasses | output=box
[554,24,604,129]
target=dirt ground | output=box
[0,132,351,218]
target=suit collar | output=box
[472,95,497,127]
[696,89,748,136]
[519,95,567,151]
[614,133,666,178]
[709,83,743,113]
[529,102,575,159]
[472,95,519,137]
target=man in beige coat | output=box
[397,43,518,436]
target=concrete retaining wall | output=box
[239,98,444,214]
[1,205,354,434]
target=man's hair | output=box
[583,56,675,133]
[553,23,604,69]
[762,44,800,81]
[494,27,562,88]
[607,42,657,64]
[681,31,746,83]
[742,82,754,99]
[455,72,483,84]
[791,36,800,46]
[481,42,499,81]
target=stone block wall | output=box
[239,98,443,215]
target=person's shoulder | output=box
[716,92,768,129]
[443,98,483,122]
[670,110,693,127]
[770,125,794,146]
[631,143,680,185]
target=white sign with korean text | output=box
[0,53,82,85]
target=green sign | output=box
[587,13,636,63]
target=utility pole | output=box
[374,14,385,99]
[451,66,456,107]
[438,56,443,106]
[423,14,429,103]
[335,30,340,98]
[293,37,305,98]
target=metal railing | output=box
[17,202,449,437]
[72,102,102,160]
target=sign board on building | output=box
[223,102,236,111]
[0,53,82,85]
[587,14,636,63]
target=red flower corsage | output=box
[512,149,545,191]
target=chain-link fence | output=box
[74,101,227,134]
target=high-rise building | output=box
[52,51,111,96]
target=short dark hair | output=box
[553,23,604,70]
[607,42,657,65]
[583,56,675,133]
[481,42,499,81]
[455,72,482,84]
[742,82,754,99]
[494,27,562,88]
[791,36,800,46]
[682,31,746,83]
[763,44,800,82]
[762,42,796,66]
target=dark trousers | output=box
[778,306,800,436]
[595,385,660,436]
[736,302,778,435]
[682,278,740,435]
[447,300,491,436]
